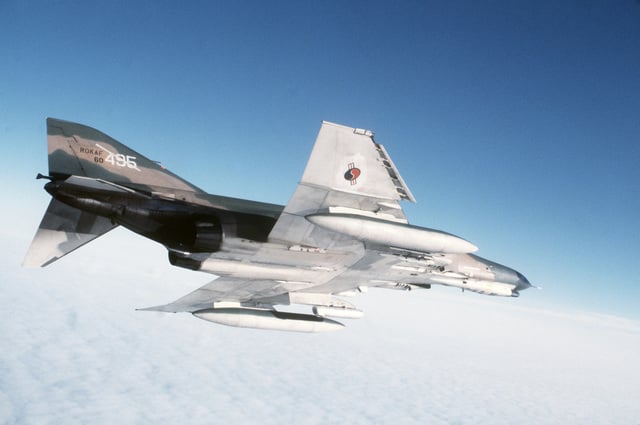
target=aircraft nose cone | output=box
[515,271,533,291]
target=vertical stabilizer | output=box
[47,118,202,193]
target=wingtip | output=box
[136,305,176,313]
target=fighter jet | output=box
[24,118,532,332]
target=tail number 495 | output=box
[106,152,138,169]
[95,143,141,171]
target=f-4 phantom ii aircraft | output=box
[25,118,532,332]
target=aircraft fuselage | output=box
[43,175,279,254]
[42,173,530,298]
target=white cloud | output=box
[1,217,639,424]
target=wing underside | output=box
[141,277,296,313]
[141,121,525,331]
[145,121,420,316]
[268,121,415,248]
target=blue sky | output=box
[1,2,640,423]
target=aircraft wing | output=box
[268,121,415,248]
[142,249,438,314]
[144,121,422,314]
[140,277,300,313]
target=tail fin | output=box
[23,199,118,267]
[47,118,202,193]
[26,118,204,267]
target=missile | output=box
[193,308,344,332]
[306,213,478,254]
[428,275,516,297]
[312,306,364,319]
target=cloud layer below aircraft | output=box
[2,225,639,424]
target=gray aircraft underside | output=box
[24,118,532,332]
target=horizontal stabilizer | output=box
[23,199,118,267]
